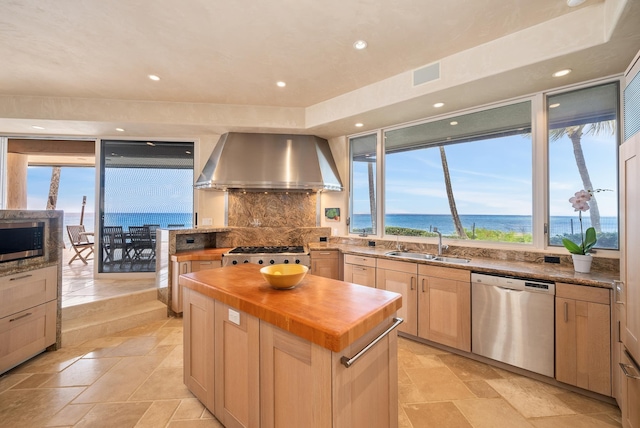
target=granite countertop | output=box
[309,242,618,289]
[170,248,233,262]
[179,263,402,352]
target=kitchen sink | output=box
[385,251,470,264]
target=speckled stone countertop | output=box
[309,242,618,289]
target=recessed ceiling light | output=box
[566,0,586,7]
[353,40,368,50]
[552,69,572,77]
[450,121,458,126]
[276,81,286,87]
[433,102,445,108]
[148,74,160,81]
[115,128,125,132]
[549,103,561,108]
[31,125,44,130]
[355,123,364,127]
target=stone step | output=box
[62,289,159,321]
[61,295,167,347]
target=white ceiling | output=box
[0,0,639,139]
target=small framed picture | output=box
[325,208,340,222]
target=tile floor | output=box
[61,248,156,308]
[0,318,621,428]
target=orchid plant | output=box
[562,189,598,255]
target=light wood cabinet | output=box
[344,254,376,287]
[417,265,471,352]
[620,347,640,428]
[0,265,58,374]
[214,301,260,428]
[182,286,216,411]
[310,250,339,279]
[556,282,611,396]
[376,259,417,335]
[172,259,222,313]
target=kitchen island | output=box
[179,264,402,428]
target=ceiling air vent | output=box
[413,62,440,86]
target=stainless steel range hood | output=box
[194,133,343,191]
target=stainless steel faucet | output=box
[433,227,447,255]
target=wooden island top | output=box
[179,264,402,352]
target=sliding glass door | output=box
[99,140,194,273]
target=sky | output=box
[27,167,194,214]
[352,131,618,217]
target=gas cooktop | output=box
[227,246,306,254]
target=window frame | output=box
[347,77,621,257]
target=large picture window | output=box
[350,133,378,235]
[547,83,619,250]
[383,102,532,243]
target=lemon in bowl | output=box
[260,264,308,289]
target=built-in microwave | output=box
[0,221,45,263]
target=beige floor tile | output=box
[99,336,164,357]
[43,357,120,388]
[130,367,193,400]
[160,345,185,368]
[455,397,535,428]
[44,403,94,426]
[134,399,181,427]
[0,373,31,393]
[398,367,412,384]
[115,320,172,337]
[487,378,576,418]
[73,355,165,403]
[403,401,473,428]
[398,403,413,428]
[167,419,224,428]
[439,353,503,381]
[0,387,85,426]
[10,348,88,374]
[11,372,55,389]
[530,413,622,428]
[405,366,475,402]
[77,336,128,351]
[464,379,501,398]
[555,391,620,415]
[158,328,184,346]
[74,401,152,428]
[173,398,208,420]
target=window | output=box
[349,133,378,235]
[547,83,619,250]
[383,102,532,243]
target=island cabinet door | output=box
[376,259,418,335]
[182,287,215,411]
[214,301,260,428]
[332,315,399,428]
[260,322,332,428]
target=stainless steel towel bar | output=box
[340,317,403,368]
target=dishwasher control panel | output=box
[471,272,555,294]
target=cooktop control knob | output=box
[270,260,275,264]
[232,260,238,265]
[284,259,289,264]
[295,259,300,264]
[258,260,264,264]
[243,260,249,263]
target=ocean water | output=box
[62,212,192,245]
[351,213,618,236]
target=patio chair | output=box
[128,226,156,262]
[102,226,127,265]
[67,225,94,265]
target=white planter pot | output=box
[572,254,592,273]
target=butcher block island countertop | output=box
[179,264,402,428]
[179,263,402,352]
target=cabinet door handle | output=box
[10,312,32,322]
[614,280,624,305]
[422,278,425,293]
[10,274,33,281]
[200,262,212,265]
[340,317,403,368]
[620,363,640,380]
[319,252,331,255]
[410,277,414,291]
[564,302,568,322]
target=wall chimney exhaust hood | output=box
[194,133,343,192]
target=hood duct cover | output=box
[194,133,343,191]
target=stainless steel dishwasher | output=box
[471,272,555,377]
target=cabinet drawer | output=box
[0,266,57,319]
[418,264,469,282]
[310,250,338,259]
[0,300,57,374]
[556,282,610,304]
[344,254,376,267]
[192,260,222,271]
[376,258,417,274]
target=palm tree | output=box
[550,120,615,233]
[46,166,61,209]
[439,146,467,239]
